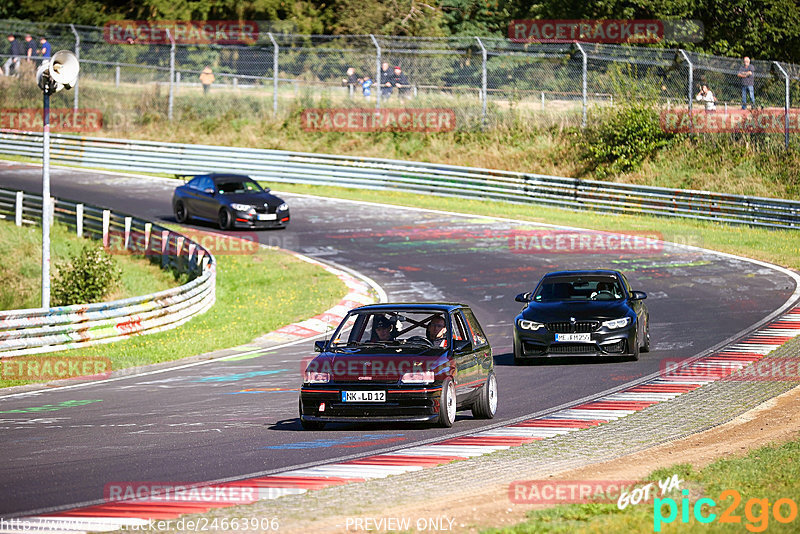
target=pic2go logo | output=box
[654,489,798,532]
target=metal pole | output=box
[678,49,693,132]
[268,32,278,115]
[167,30,175,121]
[475,37,487,127]
[115,64,120,87]
[370,34,381,110]
[41,90,51,309]
[70,25,79,112]
[574,42,587,128]
[774,61,790,150]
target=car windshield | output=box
[330,311,449,350]
[534,276,624,302]
[216,179,263,194]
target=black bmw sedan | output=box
[512,270,650,363]
[299,303,497,429]
[172,173,289,230]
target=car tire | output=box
[299,399,325,430]
[174,200,189,223]
[513,338,524,366]
[218,208,233,230]
[471,372,497,419]
[438,378,456,428]
[630,336,640,361]
[640,318,651,353]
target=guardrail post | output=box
[115,64,120,87]
[15,191,22,226]
[678,49,693,132]
[176,235,185,256]
[76,203,83,237]
[70,24,80,112]
[161,230,169,267]
[268,32,279,115]
[574,42,587,128]
[102,210,110,247]
[124,216,132,250]
[370,34,381,110]
[773,61,790,150]
[475,37,488,128]
[167,30,175,121]
[144,222,152,252]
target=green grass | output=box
[484,439,800,533]
[0,244,347,388]
[271,183,800,271]
[0,220,177,310]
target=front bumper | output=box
[514,325,636,358]
[233,211,290,229]
[299,384,443,423]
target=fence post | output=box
[475,37,487,127]
[167,29,175,121]
[678,49,693,132]
[268,32,279,115]
[370,34,381,110]
[102,210,110,247]
[70,24,80,112]
[76,203,83,237]
[161,230,169,268]
[124,216,132,250]
[15,191,22,226]
[115,64,120,87]
[574,42,587,128]
[176,71,181,88]
[773,61,790,150]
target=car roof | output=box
[350,303,468,313]
[541,270,622,278]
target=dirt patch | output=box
[281,384,800,533]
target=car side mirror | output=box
[204,188,214,195]
[515,292,532,303]
[314,340,326,352]
[630,291,647,300]
[453,339,472,352]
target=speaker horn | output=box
[36,50,80,93]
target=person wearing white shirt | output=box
[695,84,717,111]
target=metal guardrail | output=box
[0,185,216,356]
[0,131,799,229]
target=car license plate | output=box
[257,213,277,221]
[555,333,591,342]
[341,391,386,402]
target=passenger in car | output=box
[426,315,447,347]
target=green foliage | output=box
[582,104,676,178]
[52,244,121,306]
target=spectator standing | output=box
[24,34,35,62]
[361,75,373,98]
[695,84,717,111]
[342,66,359,97]
[199,66,214,95]
[737,56,755,109]
[392,65,410,99]
[379,61,393,99]
[3,34,22,76]
[39,37,51,61]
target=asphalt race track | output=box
[0,162,796,516]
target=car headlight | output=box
[401,371,434,384]
[602,317,631,330]
[230,203,254,212]
[304,372,330,384]
[277,203,289,211]
[518,319,544,331]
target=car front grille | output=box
[548,343,598,354]
[547,321,599,333]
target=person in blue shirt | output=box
[40,37,52,61]
[361,75,373,98]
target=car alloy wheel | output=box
[472,372,497,419]
[438,378,456,428]
[218,208,233,230]
[174,201,188,223]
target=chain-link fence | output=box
[1,19,799,145]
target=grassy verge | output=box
[272,183,800,271]
[485,438,800,533]
[0,244,346,388]
[0,220,177,310]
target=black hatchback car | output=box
[172,173,289,230]
[513,270,650,363]
[299,303,497,429]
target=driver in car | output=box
[426,315,447,348]
[372,315,396,341]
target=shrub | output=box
[52,245,121,306]
[582,104,677,178]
